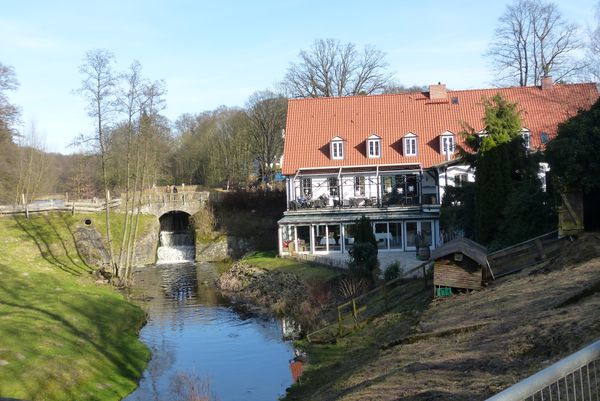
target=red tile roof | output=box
[282,83,599,175]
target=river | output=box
[123,262,295,401]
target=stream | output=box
[123,262,294,401]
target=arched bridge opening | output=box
[156,211,196,264]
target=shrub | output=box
[348,242,379,281]
[383,261,401,281]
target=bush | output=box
[348,242,379,281]
[383,262,401,281]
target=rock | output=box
[0,360,8,366]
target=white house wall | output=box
[438,164,475,201]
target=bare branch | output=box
[282,39,393,97]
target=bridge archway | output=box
[156,210,196,263]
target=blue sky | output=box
[2,0,597,154]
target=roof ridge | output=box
[287,82,599,103]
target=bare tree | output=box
[15,121,49,205]
[584,1,600,83]
[76,49,118,275]
[487,0,583,86]
[283,39,393,97]
[0,62,20,139]
[246,91,287,181]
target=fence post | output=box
[338,306,343,336]
[352,298,358,327]
[384,282,389,311]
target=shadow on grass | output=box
[12,215,92,276]
[0,264,147,399]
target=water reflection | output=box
[124,262,294,401]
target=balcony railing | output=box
[288,193,438,211]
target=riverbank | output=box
[216,251,342,332]
[0,213,153,401]
[281,234,600,400]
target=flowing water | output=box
[124,262,294,401]
[156,231,196,264]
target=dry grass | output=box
[284,234,600,401]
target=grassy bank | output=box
[0,213,153,401]
[242,251,341,283]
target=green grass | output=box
[242,250,341,283]
[0,213,151,401]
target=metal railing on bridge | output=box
[486,338,600,401]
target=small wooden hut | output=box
[431,237,491,297]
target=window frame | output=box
[367,135,381,158]
[330,138,344,160]
[521,129,531,150]
[403,133,417,157]
[440,133,455,156]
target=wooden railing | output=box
[306,261,431,343]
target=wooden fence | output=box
[306,261,431,343]
[487,231,564,278]
[0,199,122,218]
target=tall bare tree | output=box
[246,91,287,181]
[283,39,393,97]
[76,49,118,275]
[487,0,583,86]
[0,62,19,137]
[585,1,600,83]
[0,62,20,202]
[15,121,49,205]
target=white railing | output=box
[486,339,600,401]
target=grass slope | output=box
[0,213,153,401]
[283,235,600,401]
[242,251,341,283]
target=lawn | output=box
[0,212,153,401]
[242,250,342,283]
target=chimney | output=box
[541,76,554,90]
[429,82,447,100]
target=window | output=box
[403,133,417,156]
[354,176,365,196]
[540,132,549,144]
[300,177,312,198]
[330,138,344,159]
[367,135,381,158]
[454,173,468,187]
[328,177,339,197]
[440,134,455,155]
[522,130,531,150]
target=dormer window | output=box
[403,133,417,157]
[521,128,531,150]
[440,131,455,156]
[330,136,344,160]
[367,134,381,158]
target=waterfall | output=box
[156,230,195,264]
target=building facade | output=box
[277,80,599,257]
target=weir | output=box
[157,211,195,264]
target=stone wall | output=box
[195,233,253,262]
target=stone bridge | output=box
[139,192,209,217]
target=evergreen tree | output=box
[443,94,555,247]
[545,97,600,193]
[348,215,379,282]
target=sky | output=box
[1,0,597,154]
